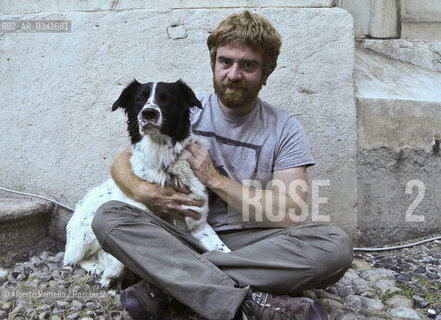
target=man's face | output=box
[213,44,266,113]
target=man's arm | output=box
[111,144,202,220]
[187,144,308,228]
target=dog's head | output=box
[112,79,202,145]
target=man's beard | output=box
[214,77,262,109]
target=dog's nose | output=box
[141,108,160,121]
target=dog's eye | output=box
[136,97,145,103]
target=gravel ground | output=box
[0,237,440,320]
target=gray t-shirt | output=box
[191,93,315,231]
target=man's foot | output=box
[241,291,329,320]
[120,280,172,320]
[163,300,208,320]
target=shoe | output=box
[241,291,329,320]
[120,280,172,320]
[163,300,208,320]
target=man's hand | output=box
[140,184,203,222]
[111,144,203,222]
[186,143,222,189]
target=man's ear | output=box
[177,79,202,109]
[262,72,271,86]
[111,79,140,111]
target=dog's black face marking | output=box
[112,79,202,145]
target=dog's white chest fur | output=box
[130,134,208,231]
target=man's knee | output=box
[316,224,353,275]
[287,224,353,275]
[330,225,353,267]
[91,200,126,244]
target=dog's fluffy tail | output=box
[63,237,101,266]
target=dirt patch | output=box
[0,237,64,269]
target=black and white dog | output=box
[63,80,230,287]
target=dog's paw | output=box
[98,276,112,289]
[79,260,103,276]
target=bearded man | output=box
[92,10,353,320]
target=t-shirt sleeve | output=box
[273,117,315,171]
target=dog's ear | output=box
[112,79,140,111]
[177,79,202,109]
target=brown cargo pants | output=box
[92,200,353,320]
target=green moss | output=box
[378,276,441,309]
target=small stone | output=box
[85,301,99,309]
[40,251,50,261]
[427,273,440,280]
[54,300,69,309]
[51,308,65,315]
[83,310,96,317]
[0,269,7,280]
[359,268,396,284]
[38,312,50,319]
[73,268,87,276]
[413,295,430,308]
[26,308,37,318]
[345,295,362,311]
[334,309,359,320]
[71,300,83,310]
[414,266,426,274]
[390,307,421,320]
[359,296,385,317]
[16,272,29,281]
[0,310,8,319]
[354,284,376,298]
[36,305,52,313]
[108,289,117,297]
[385,295,413,309]
[40,274,53,282]
[51,269,61,277]
[30,278,40,287]
[55,252,65,261]
[320,297,344,312]
[374,279,401,295]
[66,313,80,320]
[352,277,371,287]
[352,259,371,270]
[11,301,26,314]
[110,311,122,318]
[2,301,13,311]
[396,274,412,283]
[339,271,358,286]
[314,289,342,302]
[61,266,73,273]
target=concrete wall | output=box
[0,0,336,13]
[336,0,399,39]
[357,99,441,246]
[401,0,441,40]
[337,0,441,40]
[356,48,441,245]
[0,3,359,239]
